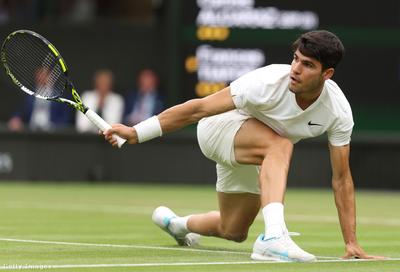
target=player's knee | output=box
[258,130,292,151]
[260,136,293,167]
[222,230,248,243]
[266,136,293,155]
[276,137,293,152]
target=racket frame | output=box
[1,29,126,147]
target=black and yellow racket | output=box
[1,29,126,147]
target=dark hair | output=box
[292,30,345,70]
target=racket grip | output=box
[85,109,126,148]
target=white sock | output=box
[169,215,191,237]
[263,202,287,239]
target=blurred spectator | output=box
[76,69,124,133]
[0,0,158,25]
[8,67,73,132]
[0,0,10,24]
[124,69,164,126]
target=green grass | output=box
[0,182,399,271]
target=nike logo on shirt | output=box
[308,121,322,126]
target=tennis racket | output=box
[1,29,126,147]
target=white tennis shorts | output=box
[197,110,260,194]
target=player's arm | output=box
[329,144,385,259]
[158,87,235,132]
[104,87,235,146]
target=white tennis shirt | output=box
[230,64,354,146]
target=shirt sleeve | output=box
[230,69,268,110]
[327,116,354,146]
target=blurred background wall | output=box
[0,0,399,188]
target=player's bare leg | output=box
[154,118,290,242]
[178,119,291,241]
[153,118,315,261]
[187,192,260,242]
[233,118,315,261]
[152,192,259,244]
[234,118,292,205]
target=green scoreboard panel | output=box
[179,0,400,131]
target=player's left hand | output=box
[343,243,386,260]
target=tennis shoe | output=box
[152,206,200,246]
[251,233,316,262]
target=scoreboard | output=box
[178,0,400,131]
[181,0,320,98]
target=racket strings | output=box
[5,43,43,90]
[6,38,52,88]
[3,32,67,99]
[17,35,65,97]
[6,38,61,98]
[16,35,63,88]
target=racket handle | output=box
[85,109,126,148]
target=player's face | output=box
[289,50,328,96]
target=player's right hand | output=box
[104,124,138,147]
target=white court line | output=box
[0,237,394,261]
[1,238,399,270]
[0,237,249,256]
[1,258,400,270]
[0,237,338,260]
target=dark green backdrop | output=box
[0,0,399,132]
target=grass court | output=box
[0,182,399,271]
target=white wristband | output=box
[133,116,163,143]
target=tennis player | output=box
[104,30,384,262]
